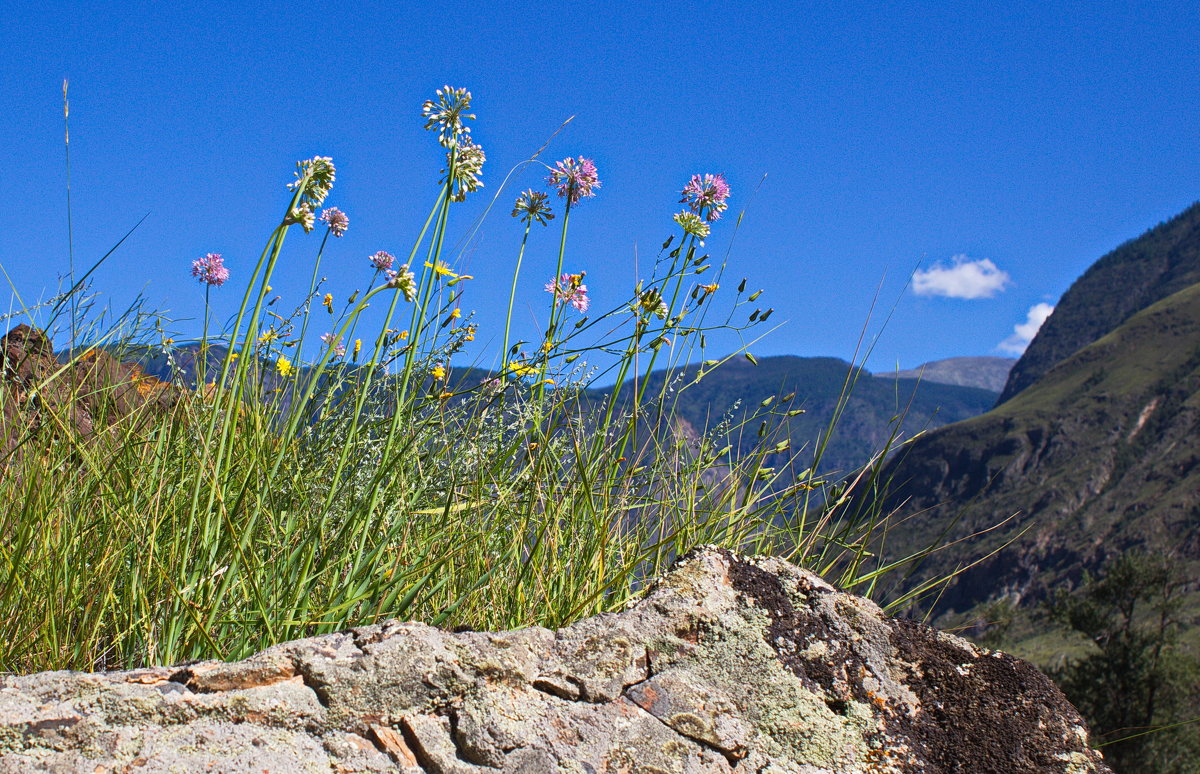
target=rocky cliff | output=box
[0,547,1108,773]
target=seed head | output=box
[386,264,417,302]
[512,189,555,226]
[441,140,485,202]
[422,85,475,148]
[673,211,711,240]
[288,156,336,208]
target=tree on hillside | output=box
[1048,552,1200,774]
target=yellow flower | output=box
[701,283,719,293]
[323,293,334,312]
[450,308,461,319]
[258,328,279,344]
[430,364,446,380]
[353,339,362,357]
[424,261,458,278]
[276,356,295,377]
[507,362,537,378]
[399,330,409,340]
[163,338,174,346]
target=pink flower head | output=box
[319,207,349,237]
[547,157,600,206]
[191,253,230,287]
[321,332,347,358]
[370,251,396,271]
[680,173,731,222]
[545,272,589,313]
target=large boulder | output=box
[0,547,1109,772]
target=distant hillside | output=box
[130,345,998,480]
[875,282,1200,617]
[882,357,1015,393]
[998,201,1200,403]
[592,355,999,477]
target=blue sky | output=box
[4,0,1199,374]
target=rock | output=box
[0,547,1110,772]
[0,325,179,463]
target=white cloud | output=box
[912,255,1011,299]
[998,302,1055,355]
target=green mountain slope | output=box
[877,282,1200,616]
[998,202,1200,404]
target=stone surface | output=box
[0,547,1110,773]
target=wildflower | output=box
[276,355,295,377]
[507,362,537,378]
[385,265,417,302]
[481,377,503,396]
[322,293,334,312]
[399,330,409,340]
[430,363,447,381]
[441,140,485,202]
[421,85,475,148]
[257,328,279,344]
[163,338,174,346]
[547,157,600,205]
[545,272,590,313]
[353,339,362,358]
[321,332,346,358]
[673,211,710,241]
[637,288,669,320]
[191,253,230,287]
[450,308,462,319]
[463,324,476,342]
[701,282,719,294]
[285,203,317,232]
[512,189,554,226]
[288,156,336,208]
[319,207,349,237]
[425,261,458,278]
[370,251,396,271]
[680,173,731,222]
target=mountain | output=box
[590,355,1000,477]
[882,357,1016,393]
[997,202,1200,404]
[127,344,998,480]
[874,281,1200,617]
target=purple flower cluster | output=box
[545,272,590,313]
[191,253,230,287]
[548,157,600,206]
[370,251,396,271]
[321,332,347,358]
[680,173,730,222]
[319,207,349,237]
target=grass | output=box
[0,87,918,674]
